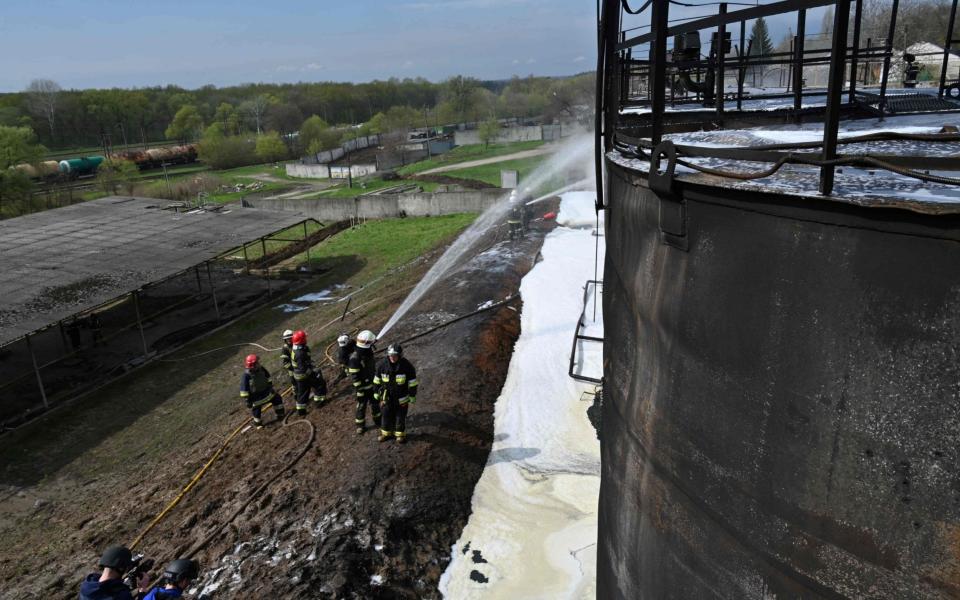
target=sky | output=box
[0,0,597,92]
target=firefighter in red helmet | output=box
[290,330,328,416]
[240,354,285,428]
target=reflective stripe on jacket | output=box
[347,346,376,390]
[291,344,315,381]
[240,365,274,403]
[373,356,418,402]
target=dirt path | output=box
[417,146,554,175]
[0,205,559,599]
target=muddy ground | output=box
[0,201,558,599]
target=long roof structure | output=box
[0,196,305,345]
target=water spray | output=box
[377,133,596,340]
[524,177,595,206]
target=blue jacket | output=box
[78,574,135,600]
[143,586,183,600]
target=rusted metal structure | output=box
[0,197,329,430]
[595,0,960,597]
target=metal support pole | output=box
[194,266,203,293]
[820,0,851,196]
[205,262,221,322]
[265,265,272,297]
[650,0,669,146]
[303,221,310,262]
[865,37,872,85]
[260,237,267,260]
[794,9,806,113]
[716,3,727,118]
[132,290,149,357]
[25,334,49,410]
[878,0,900,116]
[849,0,863,102]
[738,20,746,110]
[242,243,250,274]
[939,0,959,97]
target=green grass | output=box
[397,140,546,176]
[317,177,441,198]
[227,220,326,261]
[442,155,550,187]
[305,214,477,278]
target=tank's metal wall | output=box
[599,164,960,599]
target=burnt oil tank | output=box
[598,164,960,598]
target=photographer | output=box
[143,559,199,600]
[79,545,150,600]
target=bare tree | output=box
[25,79,61,141]
[245,94,273,135]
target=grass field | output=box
[304,213,477,278]
[0,211,476,485]
[441,154,550,187]
[316,177,441,198]
[396,141,545,176]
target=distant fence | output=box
[304,134,381,165]
[241,189,507,221]
[286,163,378,179]
[453,122,585,146]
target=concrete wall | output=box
[241,189,505,221]
[286,163,377,179]
[455,126,543,146]
[287,163,330,178]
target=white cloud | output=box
[573,55,586,63]
[277,62,323,73]
[526,58,536,64]
[402,60,415,69]
[512,59,521,65]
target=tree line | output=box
[0,73,593,154]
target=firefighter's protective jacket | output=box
[337,339,356,367]
[290,344,315,381]
[280,342,294,377]
[347,346,376,393]
[240,365,275,405]
[374,357,418,404]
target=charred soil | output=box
[1,205,558,599]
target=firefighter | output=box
[335,333,356,382]
[79,545,149,600]
[279,329,295,387]
[290,330,327,416]
[508,203,524,240]
[240,354,285,428]
[348,330,379,434]
[374,343,418,444]
[142,559,199,600]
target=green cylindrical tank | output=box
[58,156,104,176]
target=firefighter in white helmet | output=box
[335,333,356,382]
[348,330,379,434]
[279,329,295,387]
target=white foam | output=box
[440,192,604,599]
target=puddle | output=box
[274,285,348,313]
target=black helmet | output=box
[99,546,133,571]
[163,558,199,582]
[387,344,402,357]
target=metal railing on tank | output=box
[594,0,960,205]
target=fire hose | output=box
[126,291,520,568]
